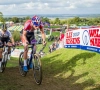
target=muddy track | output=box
[0,66,87,90]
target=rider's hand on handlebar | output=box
[26,41,29,45]
[12,44,16,47]
[43,41,46,46]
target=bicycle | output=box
[19,39,46,85]
[0,43,15,73]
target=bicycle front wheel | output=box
[32,53,42,85]
[19,52,27,76]
[0,52,8,73]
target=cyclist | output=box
[21,15,46,72]
[0,24,15,71]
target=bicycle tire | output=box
[19,52,27,76]
[0,52,8,73]
[4,52,8,65]
[32,53,42,85]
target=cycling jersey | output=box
[0,30,12,38]
[24,20,43,31]
[0,29,12,47]
[0,29,12,42]
[22,19,43,45]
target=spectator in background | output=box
[49,37,60,53]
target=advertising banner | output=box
[80,28,100,53]
[64,28,100,53]
[64,29,81,48]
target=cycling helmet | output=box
[1,24,7,31]
[31,15,41,26]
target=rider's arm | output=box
[7,30,15,45]
[22,30,28,43]
[40,28,46,43]
[10,37,15,45]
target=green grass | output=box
[6,57,19,67]
[16,45,23,49]
[51,31,60,36]
[1,48,100,90]
[41,48,100,90]
[44,25,61,28]
[1,31,100,89]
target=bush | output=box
[12,30,21,41]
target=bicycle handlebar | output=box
[26,39,46,55]
[39,44,46,54]
[4,44,16,52]
[11,46,16,52]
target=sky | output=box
[0,0,100,15]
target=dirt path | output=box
[0,66,88,90]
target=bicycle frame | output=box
[19,39,45,85]
[28,45,35,67]
[0,44,15,73]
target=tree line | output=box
[1,12,100,26]
[1,12,100,42]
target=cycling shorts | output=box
[0,37,10,48]
[21,31,35,45]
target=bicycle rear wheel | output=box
[32,53,42,85]
[0,52,8,73]
[19,52,27,76]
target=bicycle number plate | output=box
[31,39,37,44]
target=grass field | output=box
[0,31,100,90]
[0,47,100,90]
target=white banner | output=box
[64,28,100,53]
[64,29,81,48]
[11,49,31,57]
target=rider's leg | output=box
[23,44,29,71]
[21,35,29,71]
[5,40,11,60]
[0,41,3,69]
[8,47,11,60]
[29,45,36,69]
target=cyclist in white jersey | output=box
[0,24,15,71]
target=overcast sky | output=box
[0,0,100,15]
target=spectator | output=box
[49,38,60,53]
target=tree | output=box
[73,17,81,25]
[11,17,19,23]
[54,18,60,25]
[12,31,20,41]
[41,17,50,23]
[25,16,30,20]
[0,12,3,17]
[0,12,5,23]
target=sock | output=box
[24,60,27,66]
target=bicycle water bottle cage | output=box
[31,39,37,44]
